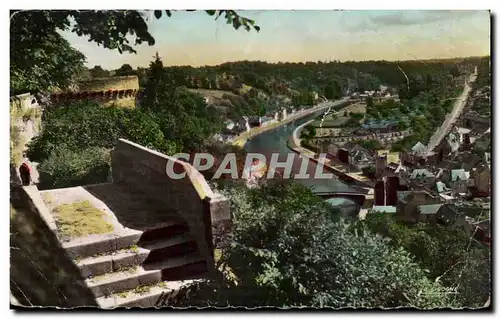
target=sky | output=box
[61,10,491,69]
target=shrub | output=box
[37,146,111,190]
[182,181,454,308]
[358,213,491,308]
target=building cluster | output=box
[366,122,491,245]
[213,105,313,143]
[348,85,398,101]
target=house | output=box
[260,116,277,127]
[484,152,491,167]
[396,190,439,222]
[402,142,428,166]
[435,132,461,162]
[375,150,401,179]
[470,164,490,196]
[346,144,375,170]
[457,127,472,145]
[225,120,235,131]
[436,181,451,194]
[359,120,398,134]
[416,204,444,223]
[237,117,251,132]
[441,151,482,171]
[408,168,436,188]
[463,113,490,131]
[444,169,470,195]
[436,203,461,225]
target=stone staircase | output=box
[69,219,208,308]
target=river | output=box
[243,104,360,212]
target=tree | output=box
[10,12,86,94]
[358,214,491,308]
[176,180,455,308]
[397,120,409,131]
[361,166,376,178]
[140,54,223,152]
[89,65,110,78]
[355,139,382,151]
[324,84,334,100]
[10,10,259,94]
[366,96,374,108]
[26,100,174,163]
[114,63,135,76]
[301,125,316,141]
[37,146,111,190]
[324,81,341,100]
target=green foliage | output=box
[114,64,136,76]
[361,166,376,178]
[324,81,342,100]
[89,65,111,78]
[301,125,316,141]
[203,181,454,308]
[365,96,374,108]
[141,55,224,152]
[10,11,86,94]
[10,10,259,94]
[349,112,364,121]
[354,139,382,151]
[37,146,111,190]
[26,101,174,163]
[358,213,491,308]
[397,120,409,131]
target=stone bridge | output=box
[314,191,368,208]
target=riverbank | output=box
[288,119,375,189]
[231,98,350,148]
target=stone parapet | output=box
[111,139,231,271]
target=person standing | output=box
[19,162,31,186]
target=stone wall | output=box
[10,92,43,166]
[51,76,140,109]
[10,185,98,307]
[111,139,231,271]
[77,76,139,92]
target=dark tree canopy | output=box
[10,10,259,94]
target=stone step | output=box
[86,266,161,298]
[63,230,142,260]
[87,252,205,298]
[138,220,190,243]
[96,278,205,308]
[76,246,149,278]
[144,252,207,281]
[140,233,197,264]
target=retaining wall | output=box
[10,185,98,307]
[111,139,231,270]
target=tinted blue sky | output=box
[61,10,491,69]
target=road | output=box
[426,68,478,155]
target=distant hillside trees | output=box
[114,64,136,76]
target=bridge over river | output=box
[244,99,369,215]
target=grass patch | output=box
[134,285,152,295]
[129,245,139,253]
[118,291,129,298]
[53,200,114,239]
[89,266,138,282]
